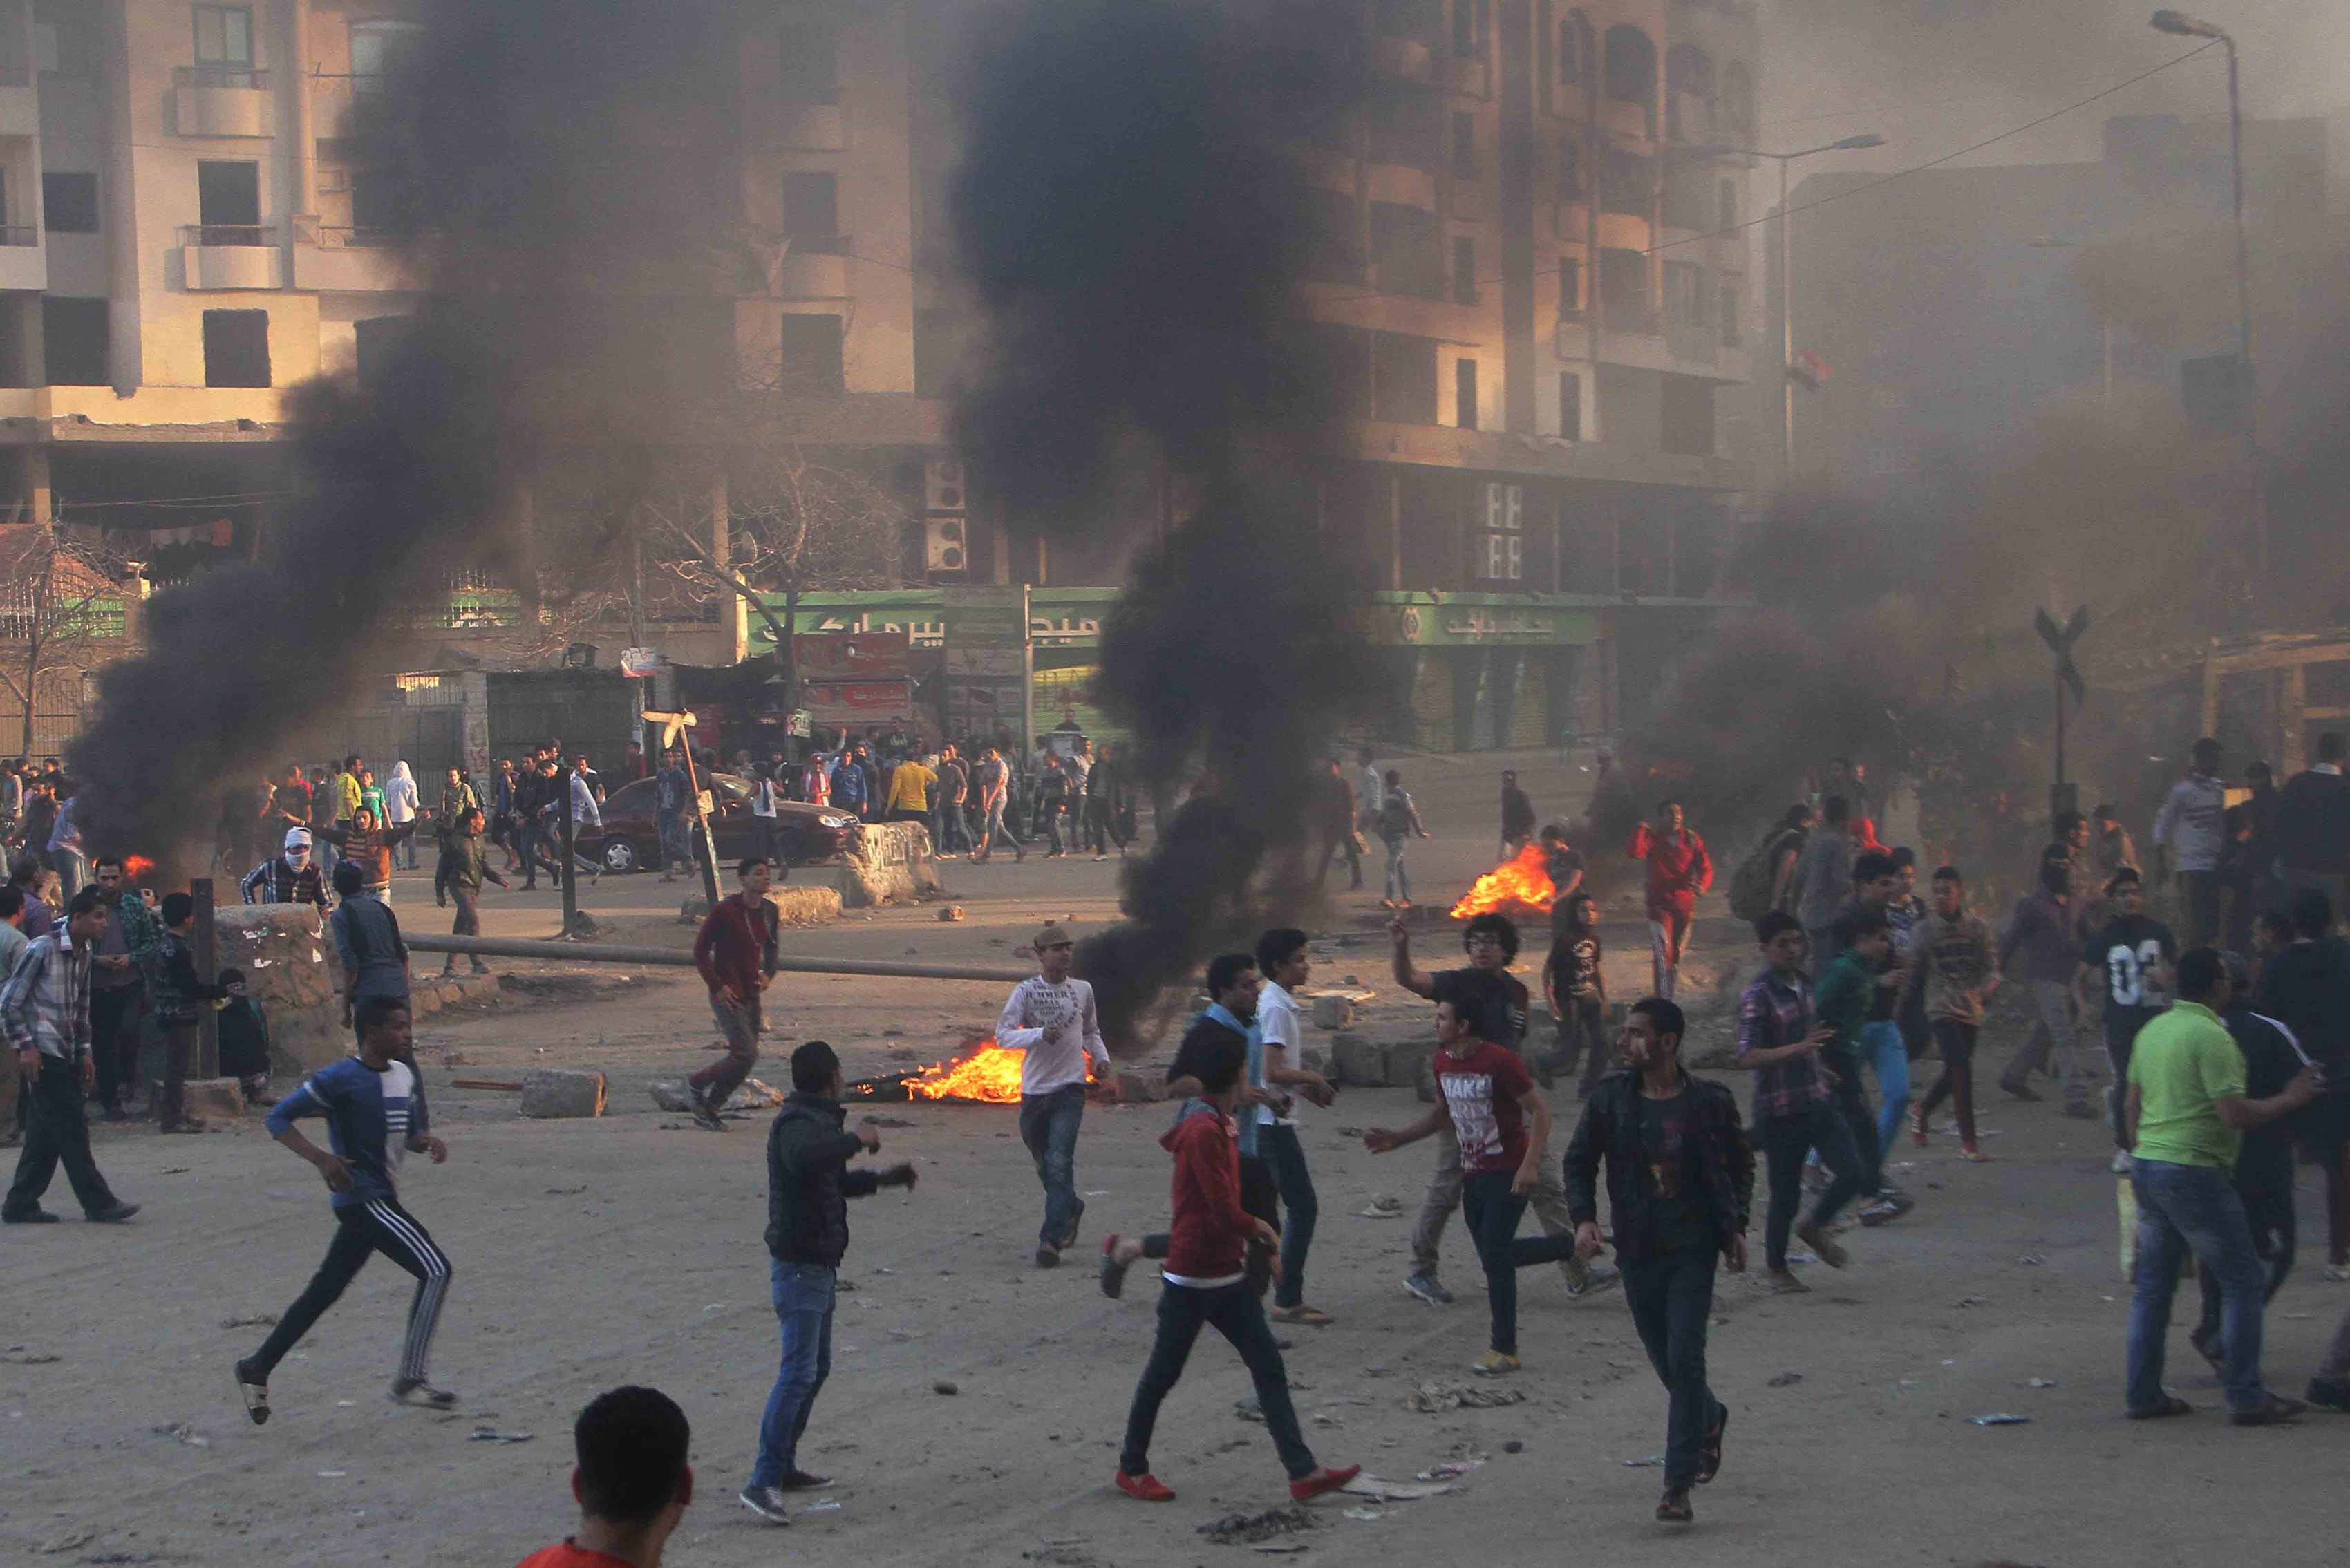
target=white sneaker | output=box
[2110,1149,2131,1175]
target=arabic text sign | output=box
[794,632,912,682]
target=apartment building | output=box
[8,0,1760,754]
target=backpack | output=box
[1729,826,1802,923]
[1376,792,1413,841]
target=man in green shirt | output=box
[2122,947,2320,1425]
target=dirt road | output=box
[6,749,2342,1565]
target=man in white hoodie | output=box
[998,924,1113,1267]
[383,762,420,870]
[2154,737,2228,947]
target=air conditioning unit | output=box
[923,457,966,513]
[925,517,967,574]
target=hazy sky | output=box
[1760,1,2345,197]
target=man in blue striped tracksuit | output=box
[234,995,454,1424]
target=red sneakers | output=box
[1116,1471,1176,1502]
[1289,1464,1360,1503]
[1911,1103,1930,1148]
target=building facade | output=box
[6,0,1762,755]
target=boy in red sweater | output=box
[686,858,780,1131]
[1628,800,1713,1001]
[1113,1030,1357,1506]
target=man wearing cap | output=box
[999,924,1113,1267]
[241,829,330,913]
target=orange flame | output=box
[905,1041,1029,1104]
[124,855,157,886]
[1449,842,1555,920]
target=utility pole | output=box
[2036,605,2089,830]
[645,708,724,908]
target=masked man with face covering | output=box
[241,829,330,913]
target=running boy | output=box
[1628,801,1711,999]
[1904,866,2002,1160]
[1543,891,1610,1097]
[235,996,453,1422]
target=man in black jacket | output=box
[2256,888,2350,1271]
[1563,996,1754,1526]
[739,1041,916,1529]
[2277,733,2349,908]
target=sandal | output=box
[2127,1395,2194,1420]
[1269,1305,1335,1325]
[1695,1404,1727,1484]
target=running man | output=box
[1737,912,1868,1294]
[1253,929,1337,1324]
[235,996,454,1422]
[999,923,1111,1267]
[1628,800,1711,999]
[1364,974,1581,1374]
[1904,866,2002,1160]
[1563,996,1752,1523]
[686,857,781,1132]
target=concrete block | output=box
[518,1069,608,1119]
[1386,1041,1435,1095]
[680,885,843,927]
[1330,1032,1386,1088]
[1309,993,1356,1030]
[1297,1047,1328,1076]
[154,1077,245,1122]
[1116,1071,1165,1103]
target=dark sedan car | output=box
[576,773,862,873]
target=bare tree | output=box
[0,522,131,759]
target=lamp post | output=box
[2150,9,2262,576]
[1754,133,1884,479]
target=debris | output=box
[933,1379,959,1396]
[1340,1475,1455,1501]
[2016,1254,2047,1266]
[543,1186,588,1196]
[1337,1128,1367,1140]
[867,1116,916,1128]
[1968,1413,2032,1426]
[1622,1453,1667,1468]
[1416,1459,1483,1480]
[2,1348,62,1364]
[152,1421,209,1448]
[1405,1380,1525,1413]
[1785,1250,1820,1264]
[2018,1378,2059,1389]
[468,1429,535,1443]
[939,905,967,922]
[317,1470,348,1477]
[1766,1372,1803,1387]
[1956,1295,1990,1308]
[1501,1439,1523,1454]
[802,1500,843,1513]
[1252,1545,1308,1556]
[37,1531,96,1555]
[1198,1505,1319,1545]
[1342,1507,1385,1522]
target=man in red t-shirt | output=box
[514,1385,693,1568]
[1364,973,1579,1375]
[1628,800,1713,1001]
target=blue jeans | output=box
[655,808,678,872]
[2127,1158,2271,1415]
[1019,1084,1087,1250]
[1259,1123,1319,1309]
[1862,1020,1911,1157]
[1383,837,1410,905]
[749,1259,836,1487]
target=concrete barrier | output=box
[216,904,348,1077]
[678,885,844,927]
[802,821,942,907]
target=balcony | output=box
[290,225,406,291]
[173,66,273,138]
[1369,36,1431,79]
[768,102,845,150]
[779,238,849,299]
[0,223,40,291]
[179,225,281,290]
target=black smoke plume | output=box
[950,0,1378,1043]
[70,3,747,865]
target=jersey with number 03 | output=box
[2102,940,2167,1008]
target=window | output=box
[1452,112,1477,179]
[778,19,840,104]
[1452,236,1478,305]
[43,173,97,234]
[914,308,964,399]
[778,312,845,395]
[1557,136,1583,204]
[348,19,424,91]
[203,308,271,388]
[1663,260,1707,328]
[1369,80,1442,172]
[0,8,24,84]
[1372,331,1438,423]
[1664,44,1712,141]
[1454,357,1478,430]
[1301,186,1364,285]
[352,315,412,391]
[1660,374,1715,455]
[1599,147,1651,218]
[1476,482,1523,580]
[1558,371,1581,438]
[1720,282,1740,345]
[1662,149,1709,229]
[1602,24,1656,124]
[1558,10,1586,83]
[34,1,95,76]
[195,160,262,244]
[194,6,253,64]
[1452,0,1487,57]
[1721,62,1755,137]
[782,171,843,252]
[42,297,108,386]
[1370,201,1443,299]
[1559,255,1582,317]
[1599,247,1648,325]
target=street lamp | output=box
[1754,133,1884,478]
[2150,8,2261,574]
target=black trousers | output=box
[1119,1278,1317,1481]
[1831,1068,1884,1195]
[1460,1166,1579,1356]
[250,1197,453,1386]
[1552,996,1612,1095]
[4,1058,120,1219]
[1622,1243,1724,1491]
[88,984,140,1113]
[2196,1179,2294,1344]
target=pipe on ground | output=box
[402,932,1033,984]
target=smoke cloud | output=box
[949,0,1379,1041]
